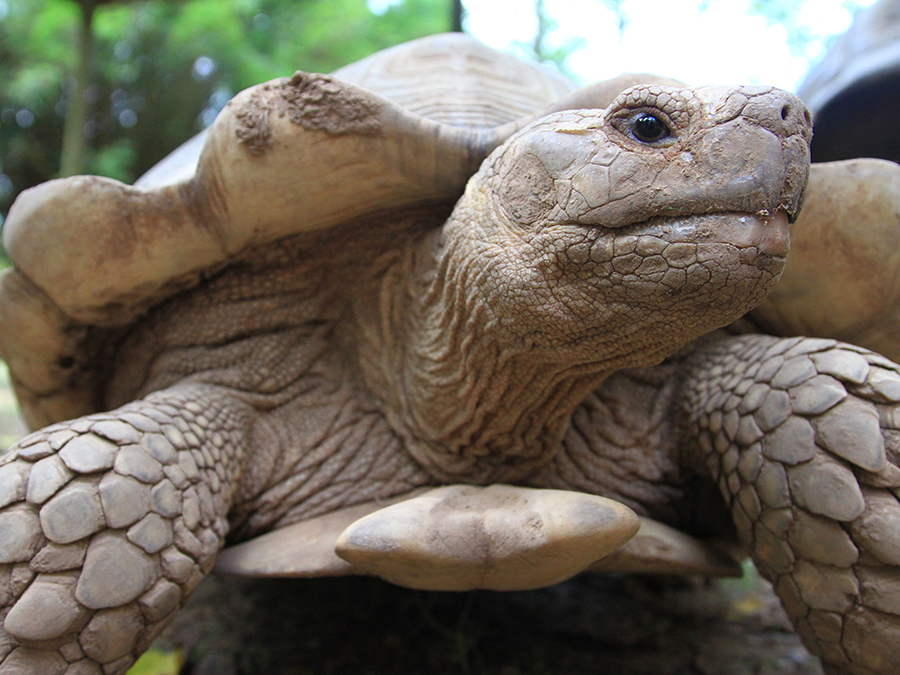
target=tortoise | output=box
[0,33,899,675]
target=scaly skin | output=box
[0,385,252,674]
[681,335,900,675]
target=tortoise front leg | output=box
[0,383,253,674]
[681,334,900,675]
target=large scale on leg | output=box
[0,33,897,675]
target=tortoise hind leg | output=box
[680,334,900,675]
[0,383,253,674]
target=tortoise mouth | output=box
[623,210,790,259]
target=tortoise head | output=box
[364,84,812,486]
[441,84,812,369]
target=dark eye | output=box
[631,113,670,143]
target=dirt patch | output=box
[234,89,274,155]
[279,73,383,136]
[160,565,823,675]
[233,73,384,156]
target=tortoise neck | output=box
[357,221,613,484]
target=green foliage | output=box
[89,136,136,182]
[125,648,182,675]
[513,0,584,77]
[746,0,871,56]
[0,360,26,453]
[0,0,454,261]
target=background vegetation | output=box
[0,0,463,269]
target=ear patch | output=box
[498,153,555,226]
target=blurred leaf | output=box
[0,360,26,453]
[126,648,183,675]
[7,63,66,107]
[25,0,79,65]
[89,137,136,182]
[0,0,458,227]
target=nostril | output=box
[780,104,791,121]
[804,109,812,126]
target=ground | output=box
[0,362,824,675]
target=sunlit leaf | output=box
[126,648,183,675]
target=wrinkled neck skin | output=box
[358,84,810,484]
[359,180,789,485]
[360,231,616,485]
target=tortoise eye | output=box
[631,113,670,143]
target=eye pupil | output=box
[632,113,669,143]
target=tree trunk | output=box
[59,1,95,177]
[451,0,464,32]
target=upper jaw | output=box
[490,84,812,233]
